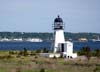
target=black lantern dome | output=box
[53,15,64,30]
[54,15,63,23]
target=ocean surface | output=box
[0,41,100,51]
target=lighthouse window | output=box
[60,26,63,29]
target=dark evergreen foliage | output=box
[78,46,92,60]
[0,32,100,40]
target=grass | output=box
[0,51,100,72]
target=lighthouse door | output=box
[61,43,64,52]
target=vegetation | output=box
[78,46,91,60]
[0,51,100,72]
[78,46,100,60]
[0,47,99,72]
[93,49,100,58]
[0,32,100,40]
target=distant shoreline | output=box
[0,32,100,41]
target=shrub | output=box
[78,46,92,60]
[30,51,36,56]
[40,68,45,72]
[18,48,28,56]
[93,66,100,72]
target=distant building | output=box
[0,38,10,41]
[26,38,43,42]
[0,38,43,42]
[78,38,88,42]
[13,38,23,41]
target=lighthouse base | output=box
[40,53,61,58]
[40,53,77,58]
[40,41,77,58]
[61,52,77,58]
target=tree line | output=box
[0,32,100,40]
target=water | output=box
[74,41,100,51]
[0,42,51,50]
[0,41,100,51]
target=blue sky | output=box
[0,0,100,33]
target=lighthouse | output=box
[52,15,77,58]
[40,15,77,58]
[53,15,65,53]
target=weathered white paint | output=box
[54,30,65,53]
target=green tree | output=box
[23,48,28,56]
[43,48,49,53]
[78,46,91,60]
[95,49,100,58]
[40,68,45,72]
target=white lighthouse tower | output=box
[53,15,65,53]
[52,15,77,58]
